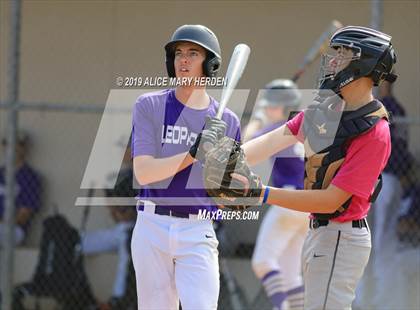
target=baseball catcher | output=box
[204,25,397,310]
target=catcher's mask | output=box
[165,24,222,78]
[319,26,397,94]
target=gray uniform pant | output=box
[302,220,371,310]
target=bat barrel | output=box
[215,44,250,119]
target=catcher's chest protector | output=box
[303,99,389,220]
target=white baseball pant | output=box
[302,220,371,310]
[131,206,219,310]
[252,206,308,291]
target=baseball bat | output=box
[216,43,251,119]
[291,20,343,82]
[203,44,250,151]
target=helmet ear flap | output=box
[371,46,397,85]
[204,57,221,78]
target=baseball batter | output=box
[247,80,307,310]
[203,26,397,309]
[130,25,240,310]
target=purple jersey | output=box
[132,89,241,214]
[0,163,41,230]
[254,121,304,189]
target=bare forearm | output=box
[243,124,298,166]
[243,119,263,142]
[134,152,195,185]
[264,185,351,214]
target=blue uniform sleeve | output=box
[132,96,158,158]
[17,168,41,212]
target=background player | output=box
[0,131,41,246]
[245,79,307,310]
[130,24,240,309]
[204,26,397,309]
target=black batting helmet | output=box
[319,26,397,94]
[165,25,221,78]
[259,79,301,108]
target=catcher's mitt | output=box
[203,136,262,210]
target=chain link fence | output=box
[2,106,418,310]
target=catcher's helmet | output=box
[319,26,397,94]
[165,25,221,78]
[259,79,301,108]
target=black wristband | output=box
[188,133,201,158]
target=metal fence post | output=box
[1,0,21,309]
[370,0,383,31]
